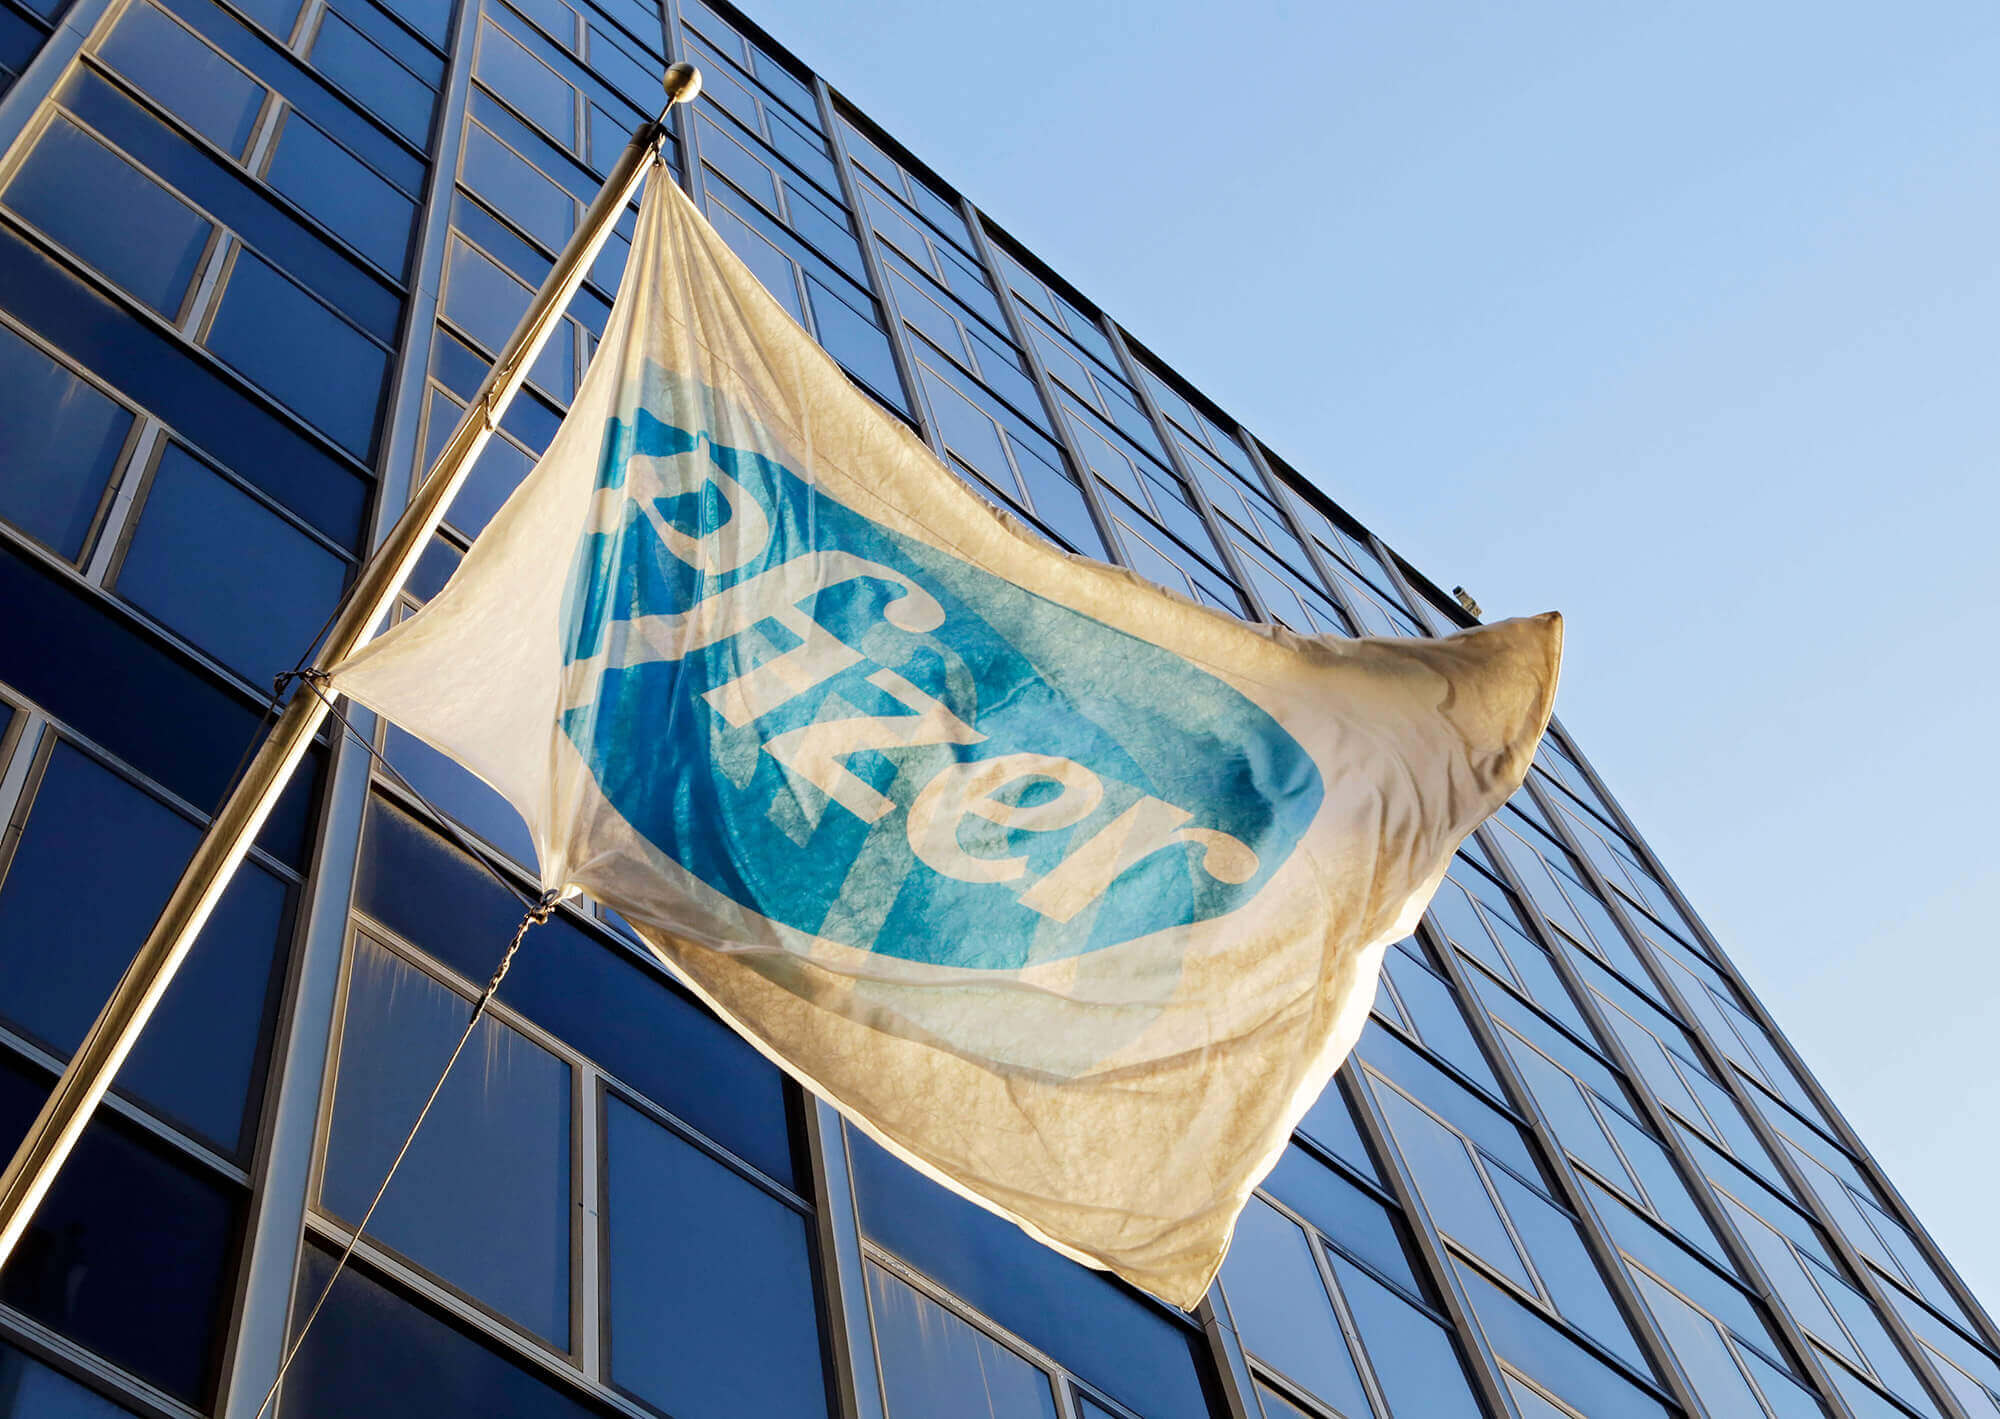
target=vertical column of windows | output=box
[672,0,906,412]
[840,118,1107,552]
[282,794,832,1418]
[980,253,1249,615]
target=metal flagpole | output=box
[0,62,704,1270]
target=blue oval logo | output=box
[559,368,1323,970]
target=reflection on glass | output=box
[868,1262,1058,1419]
[1221,1200,1371,1417]
[323,938,570,1345]
[604,1097,827,1419]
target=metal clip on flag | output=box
[1,53,1561,1309]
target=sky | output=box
[736,0,2000,1311]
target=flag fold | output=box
[329,162,1561,1307]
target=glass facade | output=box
[0,0,1992,1416]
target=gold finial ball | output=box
[664,62,703,106]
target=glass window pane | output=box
[266,114,415,276]
[867,1263,1058,1419]
[1329,1252,1483,1419]
[1371,1084,1535,1291]
[117,446,345,681]
[1220,1200,1371,1417]
[97,2,263,155]
[1262,1145,1416,1293]
[462,121,573,252]
[204,251,386,455]
[323,937,570,1345]
[1487,1168,1648,1371]
[477,21,575,145]
[1630,1270,1766,1419]
[0,324,131,558]
[0,1054,239,1406]
[1298,1078,1377,1180]
[604,1097,828,1419]
[0,744,287,1154]
[0,1341,138,1417]
[309,9,432,143]
[280,1245,605,1419]
[4,116,212,315]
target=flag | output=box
[328,162,1561,1307]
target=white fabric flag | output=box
[329,163,1561,1307]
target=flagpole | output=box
[0,62,703,1271]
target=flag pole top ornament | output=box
[662,61,702,107]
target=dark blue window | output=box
[868,1262,1058,1419]
[0,742,291,1156]
[603,1096,829,1419]
[1220,1199,1371,1416]
[0,322,131,559]
[1328,1253,1484,1419]
[116,444,347,681]
[282,1247,613,1419]
[306,4,434,144]
[383,724,536,864]
[0,541,323,865]
[0,1341,139,1417]
[353,796,799,1184]
[0,225,369,547]
[323,936,572,1345]
[4,115,213,316]
[1263,1144,1417,1294]
[96,0,265,156]
[204,250,389,457]
[849,1129,1212,1419]
[0,1052,240,1406]
[462,119,575,252]
[266,113,417,276]
[54,65,401,342]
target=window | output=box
[0,1341,139,1417]
[114,443,347,682]
[96,0,264,155]
[265,111,417,275]
[1221,1191,1487,1419]
[323,935,572,1346]
[353,796,799,1185]
[4,115,213,318]
[849,1129,1211,1419]
[0,321,132,559]
[1376,935,1502,1092]
[279,1247,611,1419]
[603,1095,829,1419]
[1368,1070,1650,1372]
[0,1052,241,1406]
[0,741,291,1156]
[203,246,390,455]
[869,1263,1059,1419]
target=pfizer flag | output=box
[329,165,1561,1306]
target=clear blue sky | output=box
[740,0,2000,1309]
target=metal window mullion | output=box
[79,416,166,584]
[1230,430,1373,634]
[1515,776,1976,1418]
[808,80,926,429]
[1362,532,1441,633]
[1469,818,1883,1418]
[1191,1294,1261,1419]
[574,1067,603,1381]
[1096,320,1274,624]
[1418,921,1837,1419]
[953,198,1125,561]
[1339,1069,1524,1419]
[801,1103,889,1419]
[1535,724,2000,1361]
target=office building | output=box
[0,0,1994,1415]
